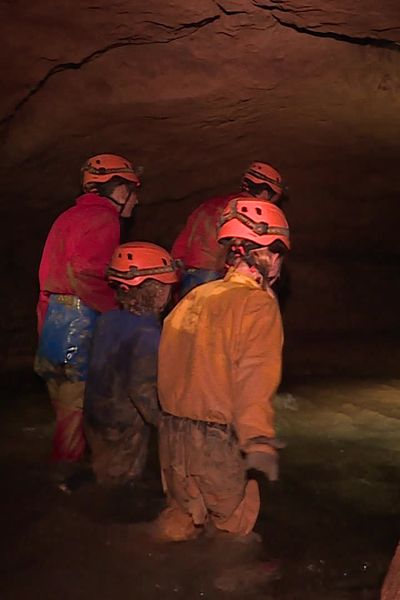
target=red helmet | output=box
[217,196,290,250]
[241,161,284,200]
[107,242,178,287]
[81,154,141,190]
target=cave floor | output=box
[1,373,399,599]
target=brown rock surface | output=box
[381,542,400,599]
[1,1,400,371]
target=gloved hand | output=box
[245,450,279,482]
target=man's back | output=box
[158,270,283,446]
[85,309,160,429]
[37,193,120,331]
[171,193,237,271]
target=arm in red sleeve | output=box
[171,200,208,263]
[69,213,120,312]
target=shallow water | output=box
[1,372,399,599]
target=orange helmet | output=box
[81,154,141,190]
[107,242,178,287]
[241,161,284,199]
[217,196,290,250]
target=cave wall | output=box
[1,1,400,373]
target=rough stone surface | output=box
[381,542,400,600]
[1,1,400,370]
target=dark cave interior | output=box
[1,2,400,598]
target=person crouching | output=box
[84,242,178,485]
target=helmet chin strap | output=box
[232,244,279,289]
[267,273,279,286]
[106,195,124,213]
[107,187,132,216]
[246,254,273,289]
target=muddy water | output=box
[1,372,399,599]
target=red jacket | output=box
[171,193,237,271]
[37,193,120,334]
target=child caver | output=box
[84,241,178,485]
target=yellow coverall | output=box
[156,269,283,540]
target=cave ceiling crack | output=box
[254,1,322,16]
[254,2,400,51]
[214,2,249,16]
[0,15,220,128]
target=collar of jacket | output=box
[75,192,119,214]
[223,267,262,290]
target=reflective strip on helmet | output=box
[218,203,289,239]
[107,263,176,281]
[245,168,283,189]
[82,165,136,176]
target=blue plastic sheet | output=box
[36,295,99,381]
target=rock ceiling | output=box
[1,1,400,368]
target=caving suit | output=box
[84,309,160,484]
[156,269,283,539]
[35,193,120,462]
[171,193,237,297]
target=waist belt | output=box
[161,410,231,433]
[52,294,83,309]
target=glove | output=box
[245,450,279,482]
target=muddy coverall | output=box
[84,310,160,484]
[156,269,283,540]
[171,193,237,297]
[35,193,120,462]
